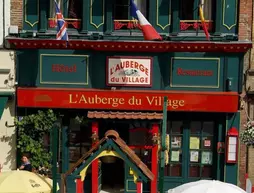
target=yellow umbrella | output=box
[37,174,60,191]
[0,170,54,193]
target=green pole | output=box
[159,96,168,193]
[52,124,58,193]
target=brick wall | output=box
[238,0,253,189]
[10,0,23,29]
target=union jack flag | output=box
[54,0,68,41]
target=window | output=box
[113,0,148,30]
[165,121,215,179]
[180,0,214,32]
[49,0,82,29]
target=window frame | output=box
[48,0,83,31]
[171,0,220,36]
[112,0,149,32]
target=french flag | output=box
[130,0,162,41]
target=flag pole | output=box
[159,96,168,193]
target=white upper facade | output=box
[0,0,10,47]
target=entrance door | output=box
[165,120,219,189]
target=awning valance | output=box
[87,111,163,120]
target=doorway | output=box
[163,112,225,189]
[100,157,125,193]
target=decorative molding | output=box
[6,38,252,53]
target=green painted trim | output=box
[224,113,239,185]
[72,139,148,182]
[171,0,179,35]
[39,0,47,33]
[159,97,167,192]
[214,0,222,35]
[52,124,59,193]
[109,140,148,182]
[105,0,113,35]
[72,142,108,175]
[0,92,14,96]
[80,0,89,33]
[0,97,8,119]
[61,126,69,173]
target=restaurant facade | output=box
[5,0,253,192]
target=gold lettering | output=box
[119,98,125,105]
[128,96,135,105]
[146,96,154,105]
[69,94,77,104]
[102,98,107,104]
[79,95,88,103]
[179,100,185,106]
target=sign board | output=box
[170,57,220,88]
[40,54,89,85]
[17,88,239,113]
[106,56,152,87]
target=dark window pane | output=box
[180,0,194,20]
[68,0,82,19]
[113,0,129,20]
[190,122,202,134]
[164,165,170,176]
[202,166,213,178]
[69,147,81,162]
[171,121,184,134]
[189,165,200,177]
[170,164,182,177]
[203,122,214,135]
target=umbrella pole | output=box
[52,124,58,193]
[159,96,167,193]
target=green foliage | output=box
[240,121,254,146]
[15,109,57,170]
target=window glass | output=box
[49,0,82,29]
[180,0,214,32]
[113,0,148,30]
[180,0,194,20]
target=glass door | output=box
[188,121,215,181]
[165,120,218,189]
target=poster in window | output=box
[171,151,180,162]
[171,136,182,148]
[190,151,199,162]
[190,137,200,149]
[201,151,213,164]
[204,139,211,147]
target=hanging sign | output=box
[106,56,152,87]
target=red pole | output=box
[91,122,99,193]
[137,181,143,193]
[151,124,159,193]
[76,179,84,193]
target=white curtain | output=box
[202,0,212,20]
[50,0,64,18]
[134,0,147,17]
